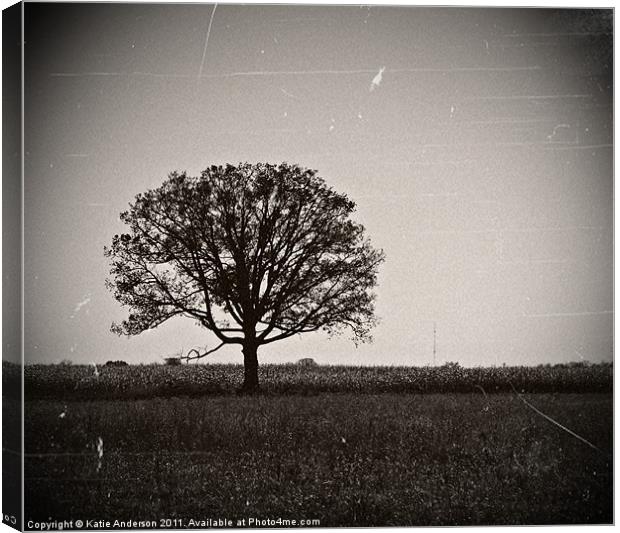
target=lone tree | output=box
[105,162,384,392]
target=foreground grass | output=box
[25,393,612,526]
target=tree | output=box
[105,162,385,392]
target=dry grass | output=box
[15,361,613,401]
[25,392,612,526]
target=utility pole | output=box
[433,322,437,366]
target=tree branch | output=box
[179,342,226,362]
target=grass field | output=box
[14,361,613,400]
[22,380,613,526]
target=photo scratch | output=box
[69,293,91,319]
[369,66,385,92]
[50,65,545,80]
[197,4,218,80]
[523,310,613,318]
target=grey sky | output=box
[22,4,612,366]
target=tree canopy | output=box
[105,162,385,391]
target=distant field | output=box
[10,361,614,400]
[24,393,612,526]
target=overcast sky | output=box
[22,4,612,366]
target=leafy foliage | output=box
[105,163,384,381]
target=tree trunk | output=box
[239,341,259,394]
